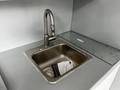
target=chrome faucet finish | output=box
[44,9,56,48]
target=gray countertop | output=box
[0,31,118,90]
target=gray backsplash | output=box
[0,0,73,52]
[72,0,120,50]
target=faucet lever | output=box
[50,25,55,36]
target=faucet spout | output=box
[44,9,56,48]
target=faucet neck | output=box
[44,9,55,36]
[44,9,56,48]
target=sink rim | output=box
[25,39,93,84]
[32,43,89,59]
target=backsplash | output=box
[72,0,120,50]
[0,0,73,52]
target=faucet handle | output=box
[50,25,55,36]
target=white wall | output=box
[0,0,73,52]
[90,64,119,90]
[0,75,7,90]
[110,66,120,90]
[72,0,120,49]
[90,60,120,90]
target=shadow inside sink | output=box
[31,43,91,84]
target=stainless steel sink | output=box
[26,41,92,84]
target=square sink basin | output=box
[29,43,91,84]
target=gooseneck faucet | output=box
[44,9,56,48]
